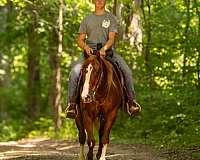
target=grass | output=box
[192,152,200,158]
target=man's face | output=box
[93,0,106,9]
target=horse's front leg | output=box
[96,135,103,160]
[76,112,86,160]
[79,144,85,160]
[83,112,95,160]
[96,114,104,160]
[99,144,108,160]
[99,110,118,160]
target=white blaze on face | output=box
[81,64,93,99]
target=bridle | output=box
[81,58,103,103]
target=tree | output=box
[194,0,200,88]
[26,1,41,120]
[48,0,63,131]
[141,0,154,88]
[0,0,12,88]
[182,0,191,79]
[129,0,143,53]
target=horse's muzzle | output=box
[81,91,95,103]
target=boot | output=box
[65,60,82,119]
[126,99,141,116]
[65,103,77,119]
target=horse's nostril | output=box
[86,95,91,100]
[83,94,92,103]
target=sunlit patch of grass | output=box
[27,117,78,140]
[192,152,200,158]
[0,120,27,141]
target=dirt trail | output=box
[0,138,195,160]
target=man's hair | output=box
[92,0,106,3]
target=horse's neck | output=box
[96,62,108,98]
[101,63,108,88]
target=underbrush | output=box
[112,87,200,149]
[0,117,77,142]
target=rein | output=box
[94,59,103,97]
[94,58,110,105]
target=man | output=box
[65,0,141,118]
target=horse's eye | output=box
[82,69,88,74]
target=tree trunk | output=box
[113,1,124,40]
[198,16,200,88]
[27,11,41,120]
[0,0,12,87]
[0,0,13,120]
[194,0,200,88]
[124,4,132,37]
[48,0,63,131]
[141,0,153,88]
[113,0,117,16]
[129,0,143,53]
[55,0,63,131]
[48,31,62,131]
[183,0,190,79]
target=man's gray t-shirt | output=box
[79,12,118,49]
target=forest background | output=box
[0,0,199,151]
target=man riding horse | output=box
[65,0,141,118]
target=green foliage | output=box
[27,117,77,140]
[0,117,77,141]
[0,120,27,141]
[192,152,200,158]
[0,0,6,6]
[111,87,200,148]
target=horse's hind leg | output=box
[76,113,86,160]
[83,114,95,160]
[96,114,104,160]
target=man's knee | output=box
[124,67,132,77]
[114,55,132,76]
[70,62,82,78]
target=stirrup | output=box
[65,103,77,119]
[126,99,141,116]
[132,99,142,112]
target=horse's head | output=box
[81,55,102,103]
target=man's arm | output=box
[77,33,93,55]
[100,32,117,56]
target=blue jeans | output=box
[67,54,136,103]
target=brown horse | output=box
[75,54,123,160]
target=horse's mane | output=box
[101,57,117,91]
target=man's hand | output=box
[84,45,93,56]
[99,47,106,57]
[77,33,93,56]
